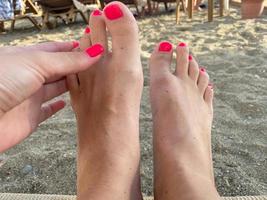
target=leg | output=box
[149,41,220,200]
[67,3,143,200]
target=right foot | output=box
[67,3,143,200]
[149,41,220,200]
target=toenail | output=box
[84,27,91,34]
[92,9,102,16]
[178,42,187,47]
[104,4,123,20]
[188,55,193,61]
[72,41,80,49]
[85,44,104,57]
[159,42,172,52]
[208,83,214,89]
[200,67,206,73]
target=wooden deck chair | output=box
[150,0,186,23]
[36,0,97,29]
[0,0,42,31]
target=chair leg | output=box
[176,0,181,24]
[188,0,193,19]
[11,20,16,31]
[220,0,224,16]
[77,10,89,24]
[26,16,41,30]
[164,2,168,11]
[208,0,213,22]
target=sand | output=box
[0,4,266,197]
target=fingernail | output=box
[178,42,187,47]
[92,9,102,16]
[188,55,193,61]
[72,41,79,49]
[208,83,213,89]
[159,42,172,52]
[84,27,91,34]
[85,44,104,57]
[104,4,123,20]
[200,67,206,73]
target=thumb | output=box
[30,43,104,82]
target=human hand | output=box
[0,41,104,152]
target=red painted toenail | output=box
[208,83,214,89]
[159,42,172,52]
[200,67,206,73]
[72,41,79,49]
[84,27,91,34]
[92,9,102,16]
[104,4,123,20]
[85,44,104,57]
[178,42,187,47]
[188,55,193,61]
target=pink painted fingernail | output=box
[178,42,187,47]
[200,67,206,73]
[188,55,193,61]
[92,9,102,16]
[104,4,123,20]
[85,43,104,57]
[159,42,172,52]
[72,41,80,49]
[208,83,213,89]
[84,27,91,34]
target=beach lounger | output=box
[0,0,42,31]
[36,0,98,29]
[0,193,266,200]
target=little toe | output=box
[149,41,173,80]
[89,9,108,54]
[197,67,210,95]
[188,55,200,82]
[103,2,139,61]
[204,84,214,109]
[175,42,189,77]
[80,26,92,50]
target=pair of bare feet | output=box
[67,2,220,200]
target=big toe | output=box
[103,2,139,61]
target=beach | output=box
[0,5,266,197]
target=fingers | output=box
[26,44,104,83]
[43,79,68,102]
[39,100,66,123]
[0,41,77,54]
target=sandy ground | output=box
[0,5,266,197]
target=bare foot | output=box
[149,41,220,200]
[67,3,143,200]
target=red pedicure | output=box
[85,44,104,57]
[92,9,102,16]
[84,27,91,34]
[200,67,206,73]
[178,42,187,47]
[72,41,80,49]
[159,42,172,52]
[188,55,193,61]
[208,83,214,89]
[104,4,123,20]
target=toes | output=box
[79,26,92,51]
[149,41,173,79]
[204,84,214,108]
[175,42,189,77]
[103,2,139,60]
[89,9,108,54]
[188,55,200,82]
[197,67,209,95]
